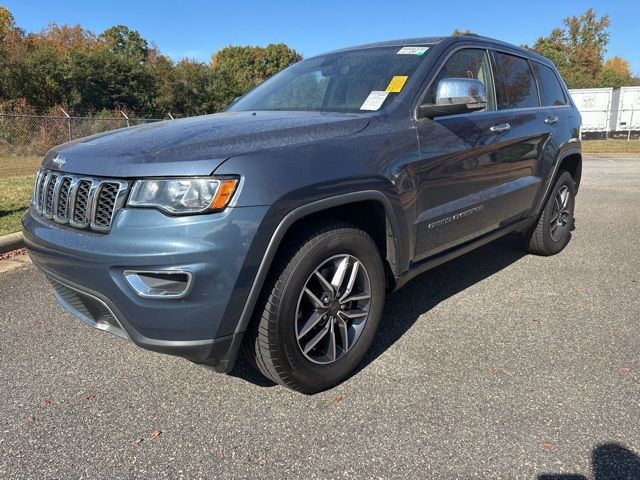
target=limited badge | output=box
[386,76,408,93]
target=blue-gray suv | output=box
[23,35,581,393]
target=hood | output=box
[42,111,370,177]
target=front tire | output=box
[242,222,385,394]
[522,170,576,256]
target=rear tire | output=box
[522,170,575,256]
[242,222,385,394]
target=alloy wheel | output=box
[550,185,571,242]
[295,254,371,364]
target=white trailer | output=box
[568,88,614,134]
[609,86,640,134]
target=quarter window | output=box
[423,48,496,112]
[493,52,539,110]
[532,62,567,106]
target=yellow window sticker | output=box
[386,76,408,93]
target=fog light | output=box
[124,270,192,298]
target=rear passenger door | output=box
[490,50,560,222]
[529,59,575,197]
[412,47,550,260]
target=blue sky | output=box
[4,0,639,73]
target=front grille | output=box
[33,169,128,233]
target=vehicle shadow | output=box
[539,442,640,480]
[355,234,527,376]
[229,234,527,389]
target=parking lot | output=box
[1,154,639,479]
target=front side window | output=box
[228,46,428,113]
[532,62,567,106]
[493,52,539,110]
[422,48,496,111]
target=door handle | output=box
[489,123,511,134]
[544,116,560,125]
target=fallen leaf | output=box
[621,368,631,373]
[27,415,37,423]
[132,437,143,445]
[43,399,52,406]
[120,374,129,380]
[0,248,27,261]
[331,394,343,406]
[85,394,96,401]
[543,442,553,450]
[150,429,162,439]
[487,367,494,375]
[500,368,508,374]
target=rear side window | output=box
[493,52,538,110]
[532,62,567,106]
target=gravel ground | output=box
[1,155,639,479]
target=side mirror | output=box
[420,78,487,118]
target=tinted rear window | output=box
[532,62,567,106]
[493,52,538,110]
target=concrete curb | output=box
[0,232,25,254]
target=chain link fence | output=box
[0,114,163,178]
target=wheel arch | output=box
[233,191,402,337]
[534,147,582,216]
[558,151,582,192]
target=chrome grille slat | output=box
[39,172,53,213]
[44,173,60,218]
[54,177,72,222]
[32,169,127,233]
[92,182,121,231]
[70,179,92,227]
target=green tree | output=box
[101,25,149,63]
[170,59,210,116]
[0,6,26,103]
[452,29,474,36]
[0,5,303,117]
[207,43,302,111]
[595,56,632,88]
[20,42,66,109]
[532,8,611,88]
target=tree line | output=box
[0,6,301,117]
[1,6,637,119]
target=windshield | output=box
[228,46,430,113]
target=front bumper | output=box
[22,204,270,371]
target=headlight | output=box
[127,177,239,214]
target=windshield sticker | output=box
[397,46,428,55]
[386,76,408,93]
[360,91,389,111]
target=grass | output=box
[582,139,640,154]
[0,156,39,236]
[0,155,42,177]
[0,174,34,236]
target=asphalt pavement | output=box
[1,154,639,479]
